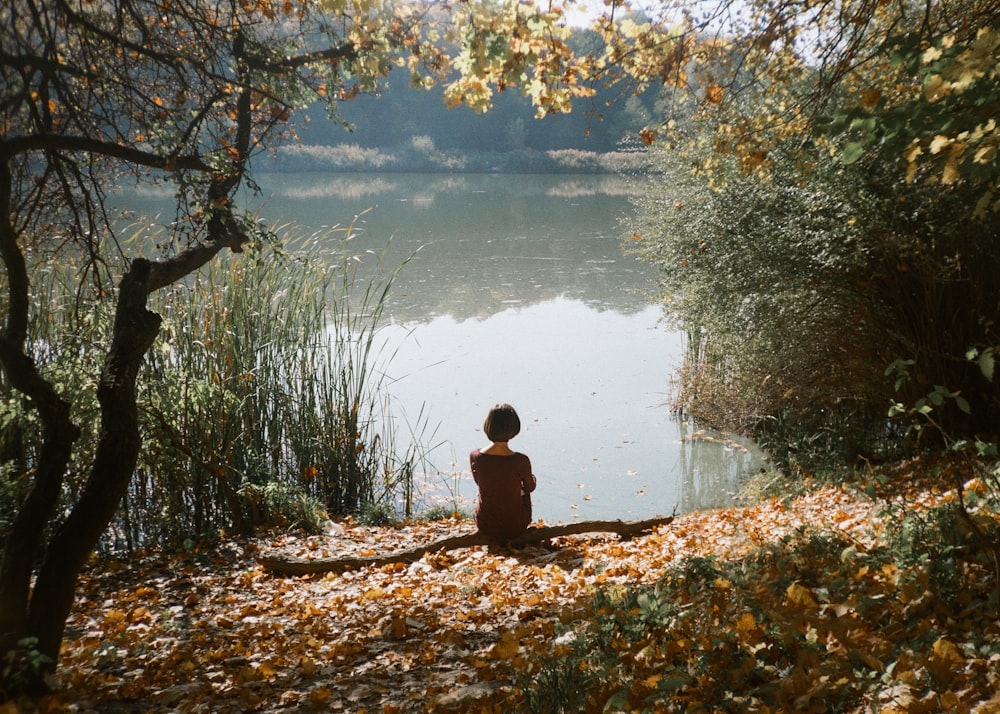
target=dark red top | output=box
[470,449,536,540]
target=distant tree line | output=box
[264,28,662,172]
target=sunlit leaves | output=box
[968,347,996,383]
[435,0,695,118]
[906,26,1000,195]
[631,0,1000,222]
[442,0,587,116]
[824,24,1000,218]
[45,468,1000,712]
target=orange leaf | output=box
[490,630,520,659]
[705,83,724,104]
[736,612,756,632]
[785,582,817,609]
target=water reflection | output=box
[249,173,656,323]
[377,298,766,524]
[266,172,638,203]
[281,175,399,201]
[674,424,762,514]
[115,172,768,520]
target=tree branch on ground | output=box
[259,516,675,576]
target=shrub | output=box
[632,142,1000,465]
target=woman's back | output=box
[470,449,535,540]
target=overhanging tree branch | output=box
[145,214,251,292]
[3,134,210,171]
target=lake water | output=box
[124,172,766,523]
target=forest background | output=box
[265,39,660,173]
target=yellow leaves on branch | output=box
[934,27,1000,95]
[905,26,1000,206]
[442,0,690,116]
[860,88,882,108]
[596,16,695,89]
[923,73,952,103]
[442,0,591,116]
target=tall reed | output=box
[0,221,430,553]
[132,225,429,545]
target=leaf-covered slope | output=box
[34,460,1000,712]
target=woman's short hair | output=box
[483,403,521,442]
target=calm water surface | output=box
[126,173,766,522]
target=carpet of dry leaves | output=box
[12,457,1000,713]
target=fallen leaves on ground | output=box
[21,456,1000,712]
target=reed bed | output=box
[0,224,430,553]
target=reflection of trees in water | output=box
[271,172,638,203]
[378,244,656,324]
[124,172,641,213]
[675,423,765,513]
[544,177,636,199]
[306,174,660,324]
[119,172,660,324]
[281,177,399,201]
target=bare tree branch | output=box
[3,134,210,172]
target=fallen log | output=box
[259,516,674,576]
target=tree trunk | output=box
[259,516,675,576]
[0,162,81,669]
[26,259,161,668]
[0,395,76,660]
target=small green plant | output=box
[0,637,53,697]
[887,359,972,445]
[520,653,595,714]
[738,466,808,504]
[239,481,329,533]
[678,554,723,589]
[421,504,471,521]
[886,345,1000,457]
[898,511,962,604]
[355,501,399,527]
